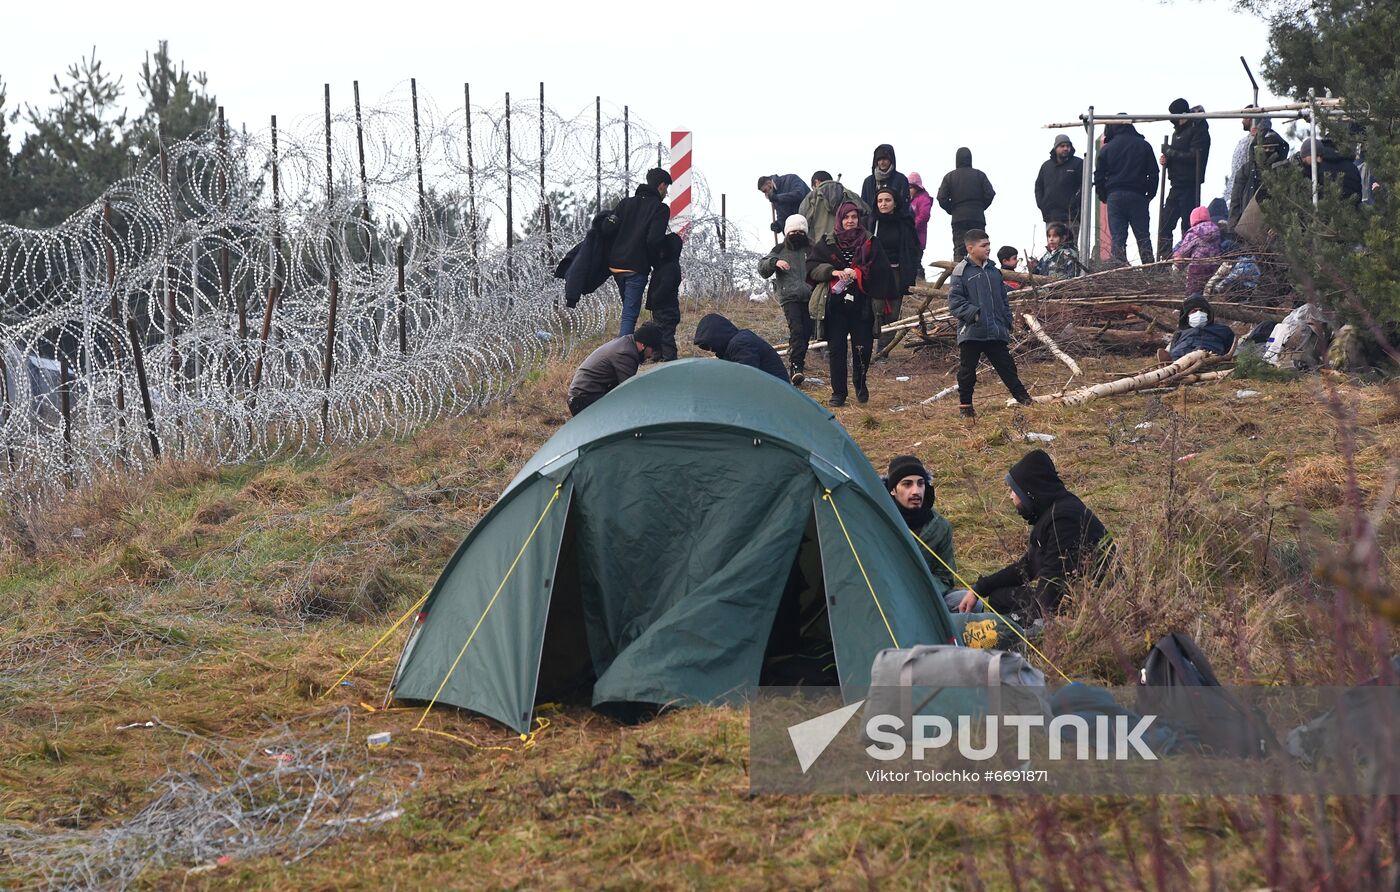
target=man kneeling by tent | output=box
[566,322,663,416]
[946,449,1114,621]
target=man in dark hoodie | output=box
[861,144,912,220]
[692,313,788,381]
[1158,98,1212,260]
[607,167,672,337]
[1034,134,1083,234]
[758,174,811,232]
[800,171,870,243]
[1298,138,1363,206]
[936,148,996,261]
[1094,116,1159,264]
[947,450,1113,621]
[885,455,957,591]
[645,232,684,362]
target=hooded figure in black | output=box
[1035,134,1083,226]
[871,185,921,353]
[1094,117,1159,264]
[936,147,996,261]
[1164,294,1235,361]
[692,313,788,381]
[860,144,912,220]
[645,232,684,361]
[952,450,1113,620]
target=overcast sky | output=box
[5,0,1292,260]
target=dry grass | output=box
[0,297,1397,889]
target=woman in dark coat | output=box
[870,185,921,354]
[806,201,896,406]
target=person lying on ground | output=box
[884,455,957,591]
[692,313,788,381]
[1158,294,1236,362]
[945,449,1114,622]
[1028,222,1081,279]
[758,214,815,385]
[566,322,663,416]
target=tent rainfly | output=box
[387,358,957,732]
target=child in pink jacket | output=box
[1172,206,1222,296]
[908,172,934,275]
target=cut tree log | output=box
[1061,349,1214,406]
[1022,313,1082,377]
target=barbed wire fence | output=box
[0,80,761,508]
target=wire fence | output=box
[0,82,759,507]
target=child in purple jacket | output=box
[1172,206,1221,296]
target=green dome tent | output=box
[387,358,956,733]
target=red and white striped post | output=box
[668,129,692,236]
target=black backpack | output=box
[1137,632,1278,758]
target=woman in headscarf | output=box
[806,201,895,406]
[870,186,921,354]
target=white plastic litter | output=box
[1135,422,1153,429]
[1024,432,1056,443]
[895,376,911,382]
[1235,389,1261,398]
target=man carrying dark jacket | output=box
[758,174,811,232]
[936,148,996,262]
[692,313,788,381]
[1034,134,1083,233]
[947,449,1113,621]
[861,144,912,220]
[566,323,663,415]
[1094,117,1158,264]
[1158,98,1212,260]
[885,455,957,591]
[607,168,672,337]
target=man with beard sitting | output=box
[885,455,957,590]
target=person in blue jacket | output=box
[758,174,811,232]
[692,313,789,381]
[1160,294,1235,362]
[1093,116,1159,265]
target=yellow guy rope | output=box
[910,532,1073,684]
[319,590,431,698]
[822,489,900,649]
[413,483,564,732]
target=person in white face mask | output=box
[1160,294,1237,362]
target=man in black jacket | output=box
[692,313,788,381]
[607,168,672,337]
[1298,138,1363,206]
[936,148,995,262]
[1158,98,1211,260]
[1034,134,1083,235]
[1094,117,1158,264]
[947,449,1113,621]
[861,144,912,220]
[758,174,811,232]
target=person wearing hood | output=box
[1160,294,1236,362]
[1171,206,1222,296]
[1298,138,1363,206]
[885,455,957,591]
[946,449,1113,620]
[798,170,871,244]
[758,174,811,232]
[861,144,912,220]
[1034,134,1083,232]
[908,172,934,275]
[1158,98,1212,260]
[1093,117,1158,264]
[692,313,788,381]
[758,214,816,384]
[606,168,673,336]
[1228,115,1289,227]
[871,186,921,354]
[937,148,996,262]
[566,323,664,415]
[806,201,895,406]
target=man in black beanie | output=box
[607,167,673,337]
[885,455,957,590]
[1158,98,1211,260]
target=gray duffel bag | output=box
[865,644,1050,737]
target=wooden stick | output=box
[1062,349,1213,406]
[1022,313,1081,377]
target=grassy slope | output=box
[1,297,1397,890]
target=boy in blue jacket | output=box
[947,230,1032,417]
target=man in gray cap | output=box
[1034,134,1083,238]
